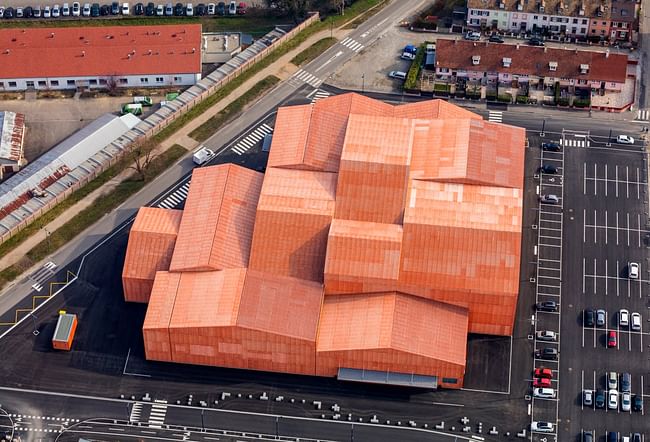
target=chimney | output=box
[81,50,85,57]
[544,46,548,52]
[516,44,520,49]
[605,49,610,58]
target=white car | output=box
[631,312,641,331]
[43,5,51,17]
[617,135,634,144]
[536,330,557,341]
[156,3,164,14]
[583,389,593,406]
[185,2,193,15]
[540,194,559,204]
[531,421,554,433]
[619,309,629,327]
[628,262,639,279]
[608,390,618,410]
[121,2,129,14]
[62,2,70,15]
[71,1,80,15]
[52,4,61,16]
[207,2,214,13]
[621,391,631,411]
[388,71,407,80]
[400,51,416,60]
[82,3,90,15]
[533,388,556,399]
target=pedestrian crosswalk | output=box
[560,137,589,147]
[341,37,364,53]
[292,69,323,88]
[636,109,649,121]
[232,123,274,155]
[157,181,190,209]
[310,89,331,103]
[129,403,143,423]
[30,261,57,292]
[148,400,168,429]
[488,111,503,123]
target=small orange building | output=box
[123,93,525,389]
[52,311,78,351]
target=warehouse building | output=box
[0,111,26,180]
[122,93,525,389]
[0,25,202,91]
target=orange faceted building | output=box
[123,93,525,389]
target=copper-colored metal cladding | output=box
[122,207,183,303]
[126,93,526,387]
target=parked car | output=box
[62,2,70,15]
[534,367,553,378]
[583,389,593,406]
[164,3,172,14]
[91,3,100,15]
[595,389,606,408]
[540,194,559,204]
[196,3,206,14]
[228,0,236,14]
[620,372,631,392]
[633,433,641,442]
[528,36,544,46]
[628,262,639,279]
[632,395,643,411]
[121,2,129,14]
[100,4,111,14]
[584,308,595,326]
[23,6,33,17]
[110,1,119,13]
[596,309,606,326]
[608,330,617,347]
[608,371,618,390]
[216,1,225,14]
[631,312,641,331]
[134,2,144,14]
[535,347,557,360]
[536,330,557,341]
[82,3,90,15]
[185,2,193,15]
[608,390,618,409]
[533,377,552,388]
[236,1,245,13]
[207,2,215,13]
[16,6,24,17]
[616,134,634,144]
[145,1,154,14]
[51,4,60,16]
[536,301,558,312]
[42,5,51,17]
[542,141,561,151]
[619,309,629,327]
[388,71,407,80]
[174,2,184,14]
[464,31,481,41]
[4,6,15,17]
[583,431,594,442]
[488,33,504,43]
[540,164,558,174]
[608,432,619,442]
[72,1,80,15]
[0,6,6,17]
[531,421,554,433]
[621,391,631,411]
[33,5,41,17]
[533,388,556,398]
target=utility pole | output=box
[361,73,365,93]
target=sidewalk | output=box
[0,26,345,272]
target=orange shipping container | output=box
[52,312,78,351]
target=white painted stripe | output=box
[261,124,273,131]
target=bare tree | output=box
[126,138,157,181]
[105,75,119,96]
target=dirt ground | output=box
[329,26,436,94]
[0,95,158,161]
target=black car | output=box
[196,2,206,14]
[536,300,558,312]
[111,1,119,14]
[216,1,225,14]
[145,2,155,14]
[4,7,15,18]
[540,164,558,174]
[584,308,595,326]
[91,3,100,16]
[23,6,33,17]
[608,432,618,442]
[541,141,561,151]
[595,389,606,408]
[100,4,110,14]
[583,431,593,442]
[529,37,545,46]
[535,347,558,360]
[134,2,144,14]
[488,33,504,43]
[633,433,641,442]
[632,394,643,411]
[174,2,184,14]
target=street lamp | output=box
[29,312,39,336]
[540,119,546,137]
[275,416,279,439]
[42,226,51,252]
[361,73,365,94]
[201,409,204,432]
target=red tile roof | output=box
[435,39,627,83]
[0,25,201,79]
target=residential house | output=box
[434,39,631,110]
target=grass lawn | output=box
[290,37,337,67]
[189,75,280,142]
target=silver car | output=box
[583,389,593,406]
[621,391,631,411]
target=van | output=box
[133,96,153,106]
[192,146,214,165]
[121,103,143,116]
[533,387,556,398]
[388,71,407,80]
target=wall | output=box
[0,73,198,91]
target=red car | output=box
[236,1,246,13]
[533,377,552,388]
[534,367,553,379]
[608,331,617,348]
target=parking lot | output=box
[527,126,650,441]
